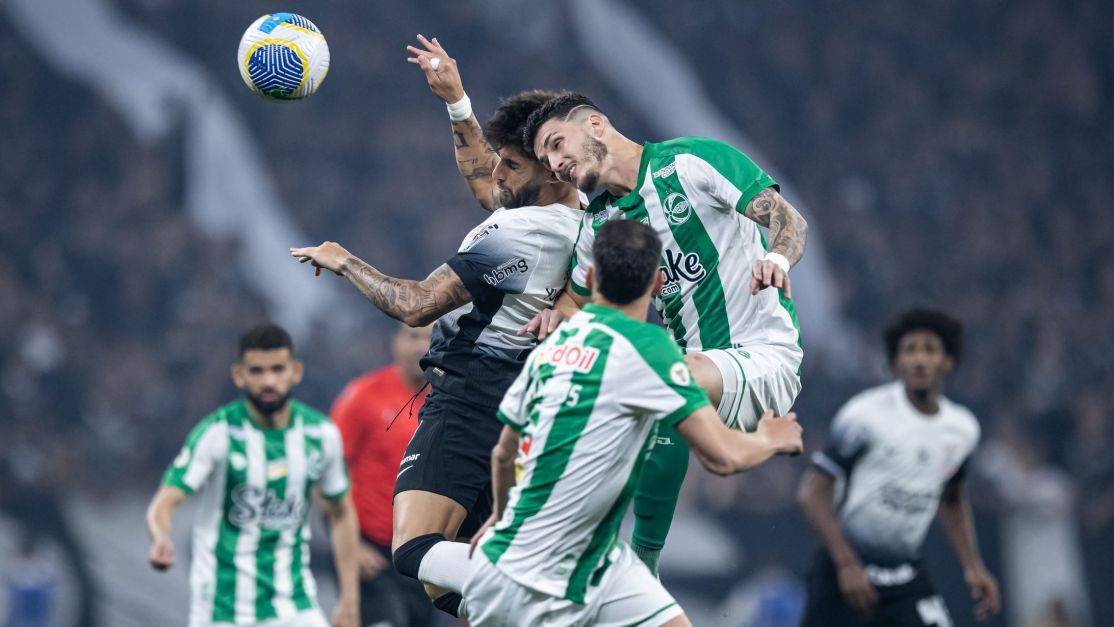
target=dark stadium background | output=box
[1,0,1110,625]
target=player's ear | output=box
[230,363,246,389]
[941,354,955,375]
[586,267,595,291]
[290,359,305,385]
[651,271,664,296]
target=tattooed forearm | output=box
[452,118,499,211]
[343,259,472,326]
[743,188,808,265]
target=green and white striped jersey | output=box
[569,137,801,353]
[480,303,710,604]
[162,399,349,625]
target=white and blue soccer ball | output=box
[238,13,329,101]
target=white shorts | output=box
[463,543,683,627]
[190,609,328,627]
[701,344,802,431]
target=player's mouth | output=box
[564,163,577,182]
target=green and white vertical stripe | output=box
[481,304,709,604]
[568,137,801,355]
[161,399,348,624]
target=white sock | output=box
[416,541,475,593]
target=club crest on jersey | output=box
[533,344,600,373]
[670,362,691,386]
[306,450,324,480]
[663,193,692,225]
[464,222,499,248]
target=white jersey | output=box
[162,399,349,625]
[568,137,801,357]
[478,304,710,604]
[812,382,980,564]
[423,203,582,407]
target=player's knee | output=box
[392,533,445,580]
[685,353,723,405]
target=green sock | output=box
[632,424,690,576]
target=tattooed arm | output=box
[743,187,808,266]
[742,187,808,298]
[406,35,500,211]
[290,242,472,327]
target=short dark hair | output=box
[483,89,567,153]
[522,92,602,156]
[593,220,662,305]
[883,308,963,363]
[239,323,294,358]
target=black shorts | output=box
[800,552,953,627]
[393,386,504,539]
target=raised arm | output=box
[291,242,471,327]
[937,476,1001,622]
[146,486,187,571]
[675,407,802,476]
[407,35,499,211]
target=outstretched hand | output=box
[290,241,352,276]
[405,34,466,104]
[517,308,565,340]
[749,258,791,298]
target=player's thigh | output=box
[391,490,467,551]
[592,545,685,627]
[462,560,538,626]
[700,346,801,431]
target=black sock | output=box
[433,592,463,618]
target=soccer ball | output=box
[238,13,330,101]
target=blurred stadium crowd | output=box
[1,0,1110,625]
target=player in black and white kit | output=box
[796,308,1000,627]
[291,89,581,620]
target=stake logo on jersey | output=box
[567,137,801,353]
[230,485,308,530]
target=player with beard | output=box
[524,93,808,575]
[290,79,581,619]
[146,324,360,627]
[797,309,999,626]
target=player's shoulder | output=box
[586,307,683,368]
[196,399,246,431]
[291,399,332,426]
[836,382,900,424]
[939,396,981,441]
[651,136,741,162]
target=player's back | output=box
[422,203,581,407]
[480,303,708,603]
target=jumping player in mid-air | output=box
[523,93,808,574]
[464,219,803,626]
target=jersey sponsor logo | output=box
[465,222,499,248]
[229,485,308,530]
[483,258,529,287]
[669,362,691,386]
[532,343,600,373]
[266,459,288,481]
[305,450,324,481]
[400,453,420,465]
[545,287,562,302]
[659,249,707,293]
[652,162,677,179]
[173,446,191,468]
[663,193,692,226]
[879,483,936,515]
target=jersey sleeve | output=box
[568,202,606,297]
[621,329,710,426]
[161,417,227,495]
[675,138,777,214]
[496,359,533,432]
[447,211,541,298]
[317,422,351,500]
[812,401,872,479]
[330,380,368,468]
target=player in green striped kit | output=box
[146,324,360,627]
[524,93,809,574]
[464,220,802,626]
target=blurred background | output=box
[1,0,1111,625]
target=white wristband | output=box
[446,94,472,122]
[763,252,790,274]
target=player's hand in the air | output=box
[290,242,352,276]
[406,35,465,104]
[518,308,565,340]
